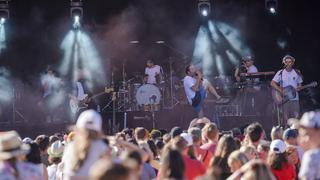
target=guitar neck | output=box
[298,82,317,91]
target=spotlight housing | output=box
[265,0,278,14]
[0,0,10,23]
[198,0,211,17]
[70,0,83,29]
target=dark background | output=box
[1,0,319,79]
[0,0,320,129]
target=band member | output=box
[39,66,63,122]
[234,56,258,82]
[144,59,162,84]
[271,55,303,126]
[203,79,221,100]
[69,69,96,119]
[183,65,206,118]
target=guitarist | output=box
[69,69,96,119]
[271,55,303,126]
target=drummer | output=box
[144,59,162,84]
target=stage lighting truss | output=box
[0,0,9,25]
[265,0,278,15]
[198,0,211,17]
[70,0,83,29]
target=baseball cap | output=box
[298,111,320,129]
[76,110,102,132]
[283,128,298,140]
[180,133,193,146]
[270,139,287,154]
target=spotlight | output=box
[198,0,211,17]
[70,0,83,29]
[0,0,10,23]
[265,0,278,14]
[0,17,5,24]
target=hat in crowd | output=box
[270,139,287,154]
[0,131,30,160]
[170,126,183,138]
[47,141,64,158]
[22,137,33,144]
[180,133,193,146]
[76,110,102,132]
[282,55,295,63]
[283,128,298,140]
[298,111,320,129]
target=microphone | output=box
[195,72,203,81]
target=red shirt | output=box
[271,162,296,180]
[195,146,213,169]
[183,155,206,180]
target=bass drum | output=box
[135,84,161,111]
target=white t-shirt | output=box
[272,69,303,101]
[247,65,258,73]
[62,139,108,179]
[299,148,320,180]
[47,164,58,180]
[145,65,161,84]
[41,74,61,98]
[183,76,204,105]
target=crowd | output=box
[0,109,320,180]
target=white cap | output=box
[47,141,64,158]
[299,111,320,129]
[270,139,286,154]
[76,110,102,132]
[180,133,193,146]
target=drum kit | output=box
[104,61,181,116]
[99,61,182,129]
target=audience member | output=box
[270,126,283,141]
[0,131,43,179]
[228,150,249,173]
[201,123,219,154]
[47,140,64,180]
[62,110,109,179]
[188,127,213,168]
[210,135,239,179]
[267,139,296,180]
[297,111,320,180]
[244,122,264,148]
[158,149,185,180]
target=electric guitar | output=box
[272,81,318,105]
[69,87,114,114]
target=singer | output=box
[183,64,206,117]
[271,55,303,127]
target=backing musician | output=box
[69,69,96,119]
[234,56,259,83]
[271,55,303,127]
[144,59,163,84]
[234,56,260,115]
